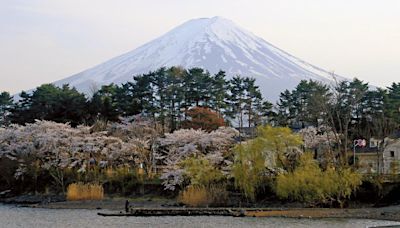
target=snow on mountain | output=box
[54,16,346,101]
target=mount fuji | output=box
[54,16,346,101]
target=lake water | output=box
[1,204,400,228]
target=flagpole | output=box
[353,141,356,166]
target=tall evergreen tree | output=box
[209,70,228,117]
[360,89,390,138]
[50,85,88,126]
[332,78,368,163]
[243,77,263,128]
[254,100,274,126]
[165,67,185,132]
[386,82,400,126]
[152,67,169,132]
[276,80,330,128]
[131,72,157,118]
[187,68,212,107]
[276,89,295,126]
[88,84,120,123]
[10,84,88,126]
[228,76,246,128]
[114,83,141,117]
[0,91,12,126]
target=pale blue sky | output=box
[1,0,399,93]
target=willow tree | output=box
[232,125,303,200]
[276,153,362,207]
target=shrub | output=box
[276,153,324,203]
[181,107,225,132]
[181,156,224,187]
[207,184,229,206]
[66,183,104,201]
[276,153,362,207]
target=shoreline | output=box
[2,196,400,222]
[244,207,400,222]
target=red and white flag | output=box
[354,139,366,147]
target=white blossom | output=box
[157,127,238,190]
[299,125,338,149]
[0,119,158,178]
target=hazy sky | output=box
[1,0,399,94]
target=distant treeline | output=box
[0,66,399,139]
[0,67,272,132]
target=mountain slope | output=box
[54,16,345,101]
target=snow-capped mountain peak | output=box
[54,16,345,101]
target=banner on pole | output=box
[354,139,367,147]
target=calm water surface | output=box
[1,204,400,228]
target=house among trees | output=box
[383,139,400,174]
[355,136,400,176]
[355,137,383,174]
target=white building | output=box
[382,139,400,174]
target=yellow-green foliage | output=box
[232,125,303,200]
[66,183,104,201]
[257,125,303,168]
[276,153,324,203]
[181,156,224,187]
[179,156,228,207]
[257,125,303,152]
[232,139,266,200]
[276,153,362,207]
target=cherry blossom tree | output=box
[0,119,160,192]
[157,127,238,190]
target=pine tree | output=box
[0,91,12,126]
[10,84,88,126]
[209,70,228,117]
[276,89,296,126]
[386,82,400,126]
[228,76,246,128]
[114,83,141,117]
[242,77,263,127]
[188,68,212,107]
[51,85,88,126]
[152,68,169,132]
[88,84,120,123]
[131,73,157,118]
[332,78,368,163]
[165,67,185,132]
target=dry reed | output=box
[66,183,104,201]
[178,185,211,207]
